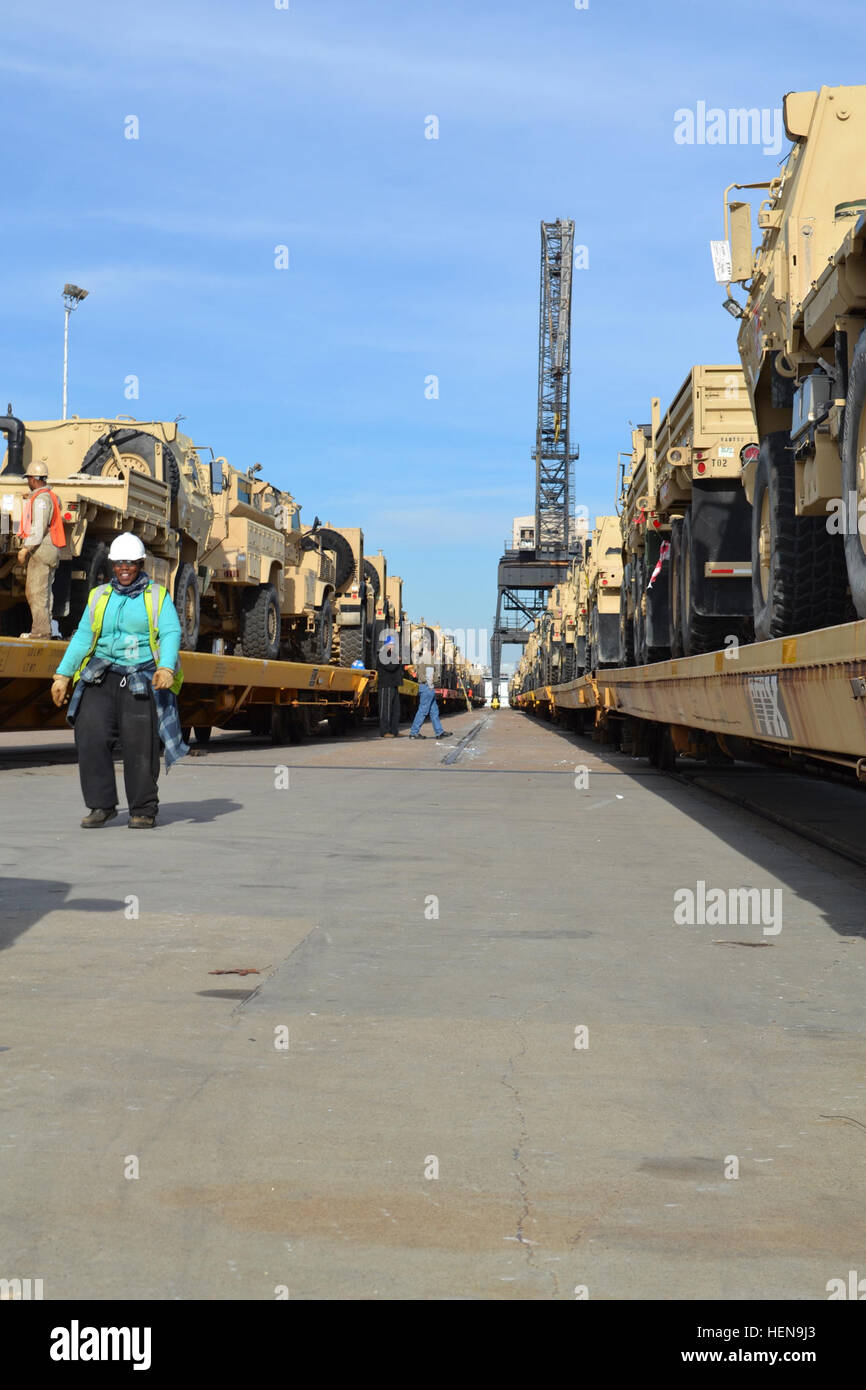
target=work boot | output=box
[128,815,156,829]
[435,732,451,740]
[409,733,425,739]
[81,808,118,829]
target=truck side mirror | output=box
[728,200,753,283]
[209,460,223,494]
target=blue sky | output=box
[1,0,861,668]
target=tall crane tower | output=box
[535,219,579,552]
[490,220,581,686]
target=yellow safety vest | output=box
[72,582,184,694]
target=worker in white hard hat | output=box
[51,532,187,829]
[16,458,65,639]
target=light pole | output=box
[62,283,89,419]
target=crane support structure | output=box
[535,219,579,554]
[491,219,581,683]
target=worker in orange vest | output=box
[16,459,65,639]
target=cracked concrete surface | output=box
[1,710,865,1299]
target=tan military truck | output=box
[720,84,866,637]
[363,548,392,663]
[0,414,337,660]
[553,559,582,681]
[574,562,589,676]
[201,465,336,661]
[408,619,459,688]
[316,526,372,666]
[411,620,448,686]
[534,582,572,686]
[522,627,543,693]
[0,414,183,635]
[442,632,458,690]
[511,643,529,699]
[583,515,624,671]
[547,585,564,684]
[385,573,404,637]
[455,654,484,705]
[619,366,757,661]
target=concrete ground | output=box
[1,708,865,1300]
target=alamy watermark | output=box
[674,880,782,935]
[827,494,866,535]
[0,1277,43,1300]
[674,103,783,157]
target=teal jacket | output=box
[56,581,182,678]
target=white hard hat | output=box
[108,532,146,561]
[25,459,49,478]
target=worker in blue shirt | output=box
[409,663,451,740]
[50,533,185,829]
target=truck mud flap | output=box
[691,480,752,618]
[643,530,670,649]
[597,613,620,665]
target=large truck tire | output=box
[337,623,366,668]
[317,528,355,591]
[270,707,295,745]
[751,431,847,641]
[174,562,200,650]
[81,429,182,499]
[240,583,280,659]
[363,559,380,600]
[300,596,333,664]
[842,326,866,618]
[368,616,385,669]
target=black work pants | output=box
[378,684,401,735]
[74,669,160,817]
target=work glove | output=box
[151,668,175,690]
[17,548,31,567]
[51,675,71,707]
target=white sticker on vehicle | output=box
[710,240,733,284]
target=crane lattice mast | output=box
[534,220,579,554]
[489,218,581,687]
